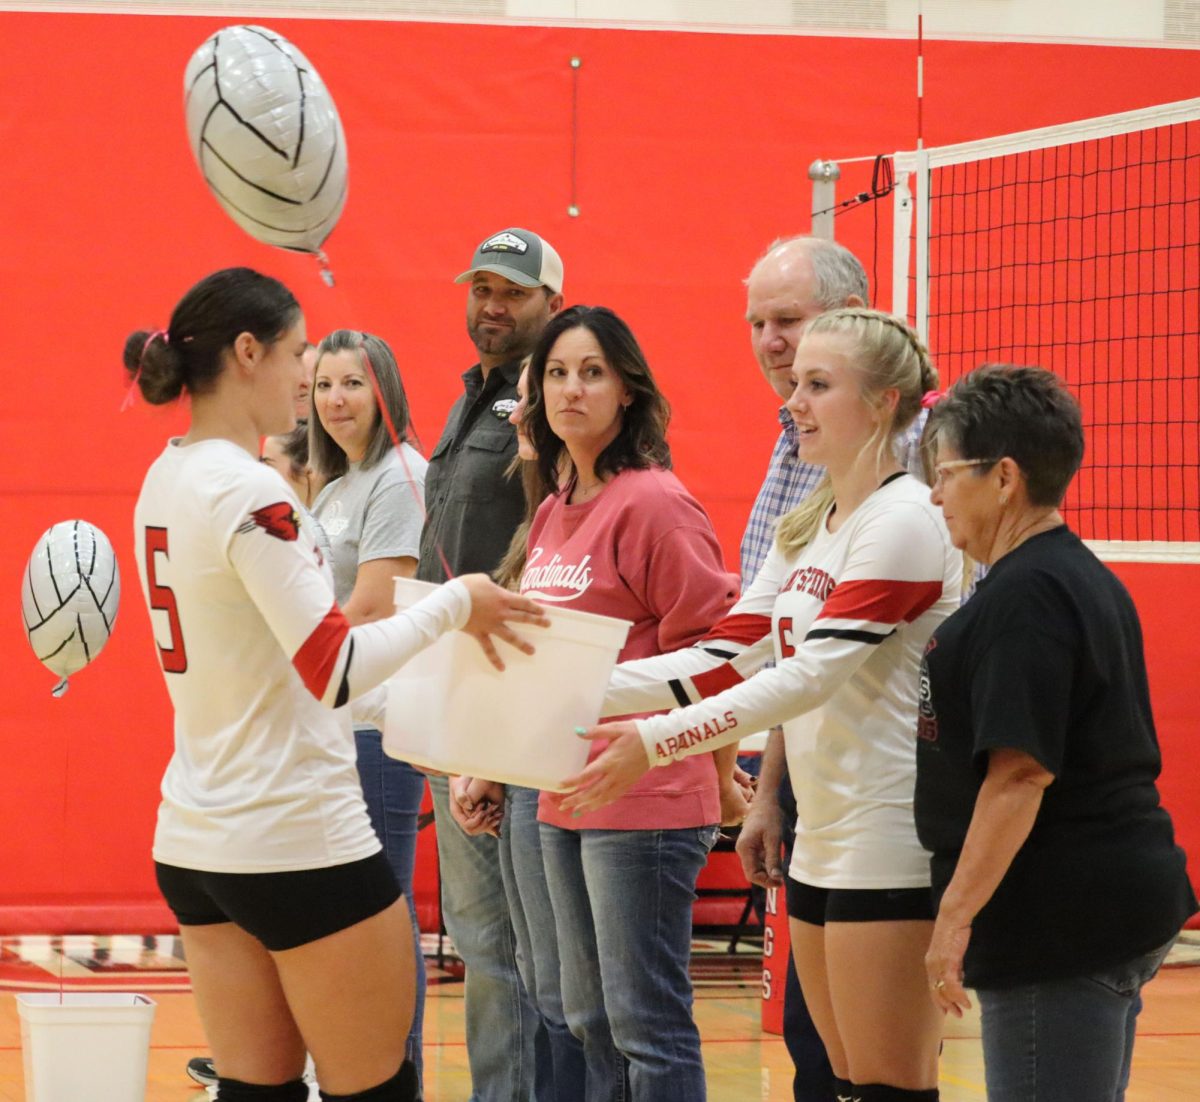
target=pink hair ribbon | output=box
[120,328,168,412]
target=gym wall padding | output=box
[1,12,1197,932]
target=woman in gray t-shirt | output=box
[310,329,430,1087]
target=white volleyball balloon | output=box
[184,25,348,254]
[21,521,121,696]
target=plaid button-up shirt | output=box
[738,408,824,588]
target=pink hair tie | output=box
[120,328,168,412]
[921,389,945,409]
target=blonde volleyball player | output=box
[125,267,547,1102]
[562,309,960,1102]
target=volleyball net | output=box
[889,98,1200,562]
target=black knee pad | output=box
[854,1085,938,1102]
[216,1077,309,1102]
[319,1061,419,1102]
[834,1076,856,1101]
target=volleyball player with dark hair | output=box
[125,267,546,1102]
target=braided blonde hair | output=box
[774,308,938,557]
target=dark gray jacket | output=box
[416,359,526,584]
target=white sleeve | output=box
[351,685,388,729]
[599,541,786,716]
[635,502,949,765]
[217,471,470,708]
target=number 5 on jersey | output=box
[145,527,188,673]
[777,616,796,659]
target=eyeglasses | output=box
[932,458,998,488]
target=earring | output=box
[999,493,1009,506]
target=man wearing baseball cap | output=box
[417,227,565,1101]
[455,227,564,296]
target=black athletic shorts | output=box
[785,878,934,926]
[155,849,401,951]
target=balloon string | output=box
[58,700,70,1003]
[315,250,335,288]
[308,261,455,578]
[120,328,167,412]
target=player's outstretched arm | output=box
[222,478,547,704]
[334,579,545,705]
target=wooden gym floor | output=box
[1,932,1197,1100]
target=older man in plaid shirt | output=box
[736,235,926,1102]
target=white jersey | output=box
[134,438,469,873]
[604,474,961,888]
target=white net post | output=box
[891,152,917,321]
[809,159,840,240]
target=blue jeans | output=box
[978,938,1175,1102]
[355,730,427,1085]
[499,787,587,1101]
[539,822,719,1102]
[428,773,545,1102]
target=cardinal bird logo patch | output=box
[238,502,301,542]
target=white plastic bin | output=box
[17,992,156,1102]
[384,578,631,790]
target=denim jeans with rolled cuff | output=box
[539,822,720,1102]
[499,786,587,1101]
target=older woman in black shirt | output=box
[915,364,1196,1102]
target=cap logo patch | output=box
[492,398,518,420]
[481,232,529,255]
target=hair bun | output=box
[122,328,185,405]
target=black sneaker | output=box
[186,1056,218,1088]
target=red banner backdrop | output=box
[1,12,1197,930]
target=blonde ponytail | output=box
[774,477,834,558]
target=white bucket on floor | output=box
[383,577,631,790]
[17,992,156,1102]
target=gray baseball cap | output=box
[455,227,564,293]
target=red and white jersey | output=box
[605,474,961,888]
[134,439,468,873]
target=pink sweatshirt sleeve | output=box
[615,476,738,653]
[645,525,739,652]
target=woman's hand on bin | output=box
[559,722,650,814]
